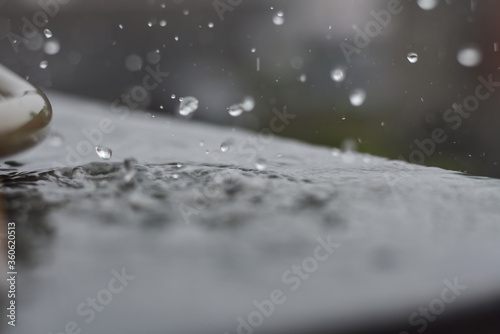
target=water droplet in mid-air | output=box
[407,52,418,63]
[272,11,284,25]
[331,68,346,82]
[159,20,167,27]
[39,60,48,69]
[95,146,112,160]
[44,40,60,55]
[457,46,482,67]
[228,104,244,117]
[178,96,199,116]
[298,74,307,82]
[208,22,214,28]
[349,89,366,107]
[241,96,255,112]
[417,0,438,10]
[44,29,52,38]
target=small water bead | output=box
[95,146,112,160]
[241,96,255,112]
[199,140,205,147]
[228,104,244,117]
[417,0,439,10]
[298,74,307,83]
[220,141,231,152]
[255,159,267,171]
[178,96,199,116]
[272,11,284,25]
[174,36,179,41]
[44,39,60,55]
[407,52,418,63]
[39,60,48,69]
[159,20,167,27]
[208,22,214,28]
[44,29,52,38]
[125,54,143,72]
[118,24,124,29]
[331,68,345,82]
[171,94,176,99]
[183,9,189,15]
[349,89,366,107]
[457,46,482,67]
[251,48,256,53]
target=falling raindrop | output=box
[39,60,48,69]
[298,74,307,83]
[118,24,124,29]
[331,68,346,82]
[171,94,176,99]
[228,104,244,117]
[178,96,199,116]
[95,146,112,160]
[272,11,284,25]
[417,0,439,10]
[251,48,256,53]
[241,96,255,112]
[407,52,418,63]
[349,89,367,107]
[159,20,167,27]
[125,54,143,71]
[43,29,52,38]
[457,46,482,67]
[44,39,60,55]
[208,22,214,28]
[174,36,179,41]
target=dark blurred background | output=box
[1,0,500,177]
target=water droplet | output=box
[298,74,307,82]
[417,0,438,10]
[171,94,176,99]
[241,96,255,112]
[251,48,256,53]
[208,22,214,28]
[178,96,199,116]
[125,54,143,72]
[228,104,244,117]
[331,68,346,82]
[183,9,189,15]
[147,20,153,27]
[272,11,284,25]
[407,52,418,63]
[220,141,231,152]
[349,89,366,107]
[44,39,60,55]
[95,146,112,160]
[457,46,482,67]
[159,20,167,27]
[39,60,48,69]
[43,29,52,38]
[255,158,267,171]
[174,36,179,41]
[118,24,124,29]
[199,140,205,147]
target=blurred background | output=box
[1,0,500,177]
